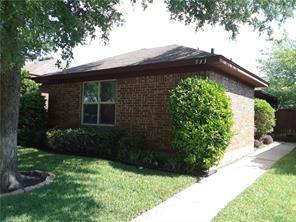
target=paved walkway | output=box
[132,142,296,222]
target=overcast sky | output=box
[68,1,296,76]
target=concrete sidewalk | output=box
[132,142,296,222]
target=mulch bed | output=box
[0,170,54,198]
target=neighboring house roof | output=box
[24,59,63,77]
[34,45,268,87]
[255,88,278,108]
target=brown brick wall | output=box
[41,70,254,152]
[41,82,82,128]
[116,71,254,151]
[116,73,200,150]
[207,72,254,151]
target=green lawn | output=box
[214,150,296,222]
[0,148,196,222]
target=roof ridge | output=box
[62,44,207,73]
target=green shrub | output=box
[117,132,149,161]
[255,99,276,139]
[46,127,186,172]
[169,77,233,170]
[18,69,46,146]
[20,69,39,96]
[46,127,123,155]
[46,128,96,153]
[125,149,154,164]
[18,91,48,147]
[118,132,147,155]
[152,151,184,171]
[91,127,124,156]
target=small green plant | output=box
[118,132,147,150]
[91,127,124,156]
[169,77,233,170]
[117,132,152,164]
[255,99,276,139]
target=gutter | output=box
[218,56,268,87]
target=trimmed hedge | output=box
[170,77,233,170]
[46,127,186,173]
[46,127,123,156]
[255,99,276,139]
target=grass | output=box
[214,150,296,222]
[0,147,196,222]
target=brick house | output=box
[33,45,268,165]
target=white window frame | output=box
[81,79,116,126]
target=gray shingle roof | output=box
[24,59,63,76]
[41,45,213,76]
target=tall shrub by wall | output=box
[18,70,47,147]
[169,77,233,171]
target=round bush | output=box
[169,77,233,170]
[254,99,276,139]
[18,91,48,147]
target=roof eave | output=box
[209,56,268,87]
[34,57,211,83]
[34,55,268,88]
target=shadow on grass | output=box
[1,148,195,222]
[1,148,106,221]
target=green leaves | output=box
[20,69,39,96]
[169,77,233,170]
[165,0,296,38]
[255,99,276,139]
[260,38,296,109]
[18,91,48,147]
[18,69,47,146]
[0,0,122,70]
[1,0,295,71]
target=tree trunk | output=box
[0,69,22,193]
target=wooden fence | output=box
[273,109,296,141]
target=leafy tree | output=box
[1,0,295,192]
[165,0,296,38]
[0,0,121,192]
[20,69,39,96]
[260,38,296,109]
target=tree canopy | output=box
[0,0,122,73]
[1,1,296,71]
[260,38,296,109]
[165,0,296,38]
